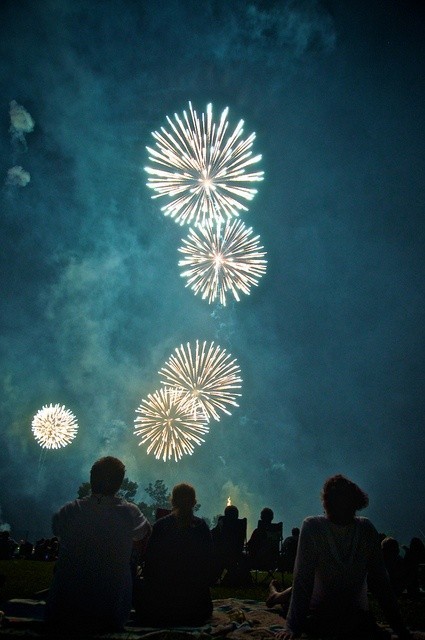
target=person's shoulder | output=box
[153,513,175,530]
[355,516,377,534]
[192,516,209,530]
[303,515,325,528]
[56,498,83,514]
[117,498,146,519]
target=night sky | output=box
[0,0,424,544]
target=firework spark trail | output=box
[179,219,267,305]
[134,387,209,461]
[159,340,242,421]
[32,403,78,449]
[145,103,264,227]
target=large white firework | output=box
[178,219,267,306]
[134,387,209,462]
[145,102,264,227]
[159,340,242,421]
[32,403,78,449]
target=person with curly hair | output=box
[267,474,410,640]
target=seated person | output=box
[404,537,425,598]
[211,505,249,585]
[45,456,151,631]
[381,536,407,597]
[267,474,410,640]
[0,531,18,560]
[247,507,274,559]
[280,528,300,573]
[135,483,213,626]
[247,508,282,572]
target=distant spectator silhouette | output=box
[211,504,250,586]
[0,531,18,560]
[18,539,34,560]
[135,483,213,626]
[247,508,274,559]
[267,474,411,640]
[281,527,300,574]
[381,537,406,597]
[45,456,151,631]
[247,508,283,581]
[404,537,425,598]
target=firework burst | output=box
[159,341,242,421]
[178,219,267,305]
[145,102,263,227]
[134,387,209,461]
[32,403,78,449]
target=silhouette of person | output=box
[281,527,300,573]
[267,474,411,640]
[381,536,406,597]
[45,456,151,631]
[247,507,274,559]
[211,504,249,585]
[404,537,425,598]
[135,483,213,626]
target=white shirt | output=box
[47,495,150,629]
[286,515,398,636]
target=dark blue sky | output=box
[0,0,424,543]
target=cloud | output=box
[210,0,336,65]
[0,506,11,532]
[5,165,31,187]
[270,462,286,473]
[9,101,35,149]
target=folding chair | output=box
[250,521,283,584]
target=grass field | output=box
[1,559,423,630]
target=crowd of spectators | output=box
[1,462,424,638]
[1,510,424,601]
[0,531,59,562]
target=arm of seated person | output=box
[133,521,152,556]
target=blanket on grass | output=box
[1,598,424,640]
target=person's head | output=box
[171,483,196,527]
[408,537,425,559]
[260,507,274,523]
[292,527,300,537]
[90,456,125,496]
[381,536,400,561]
[321,474,368,525]
[224,505,239,520]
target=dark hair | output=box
[381,536,400,561]
[321,474,368,525]
[171,483,196,528]
[90,457,125,496]
[292,527,300,537]
[260,507,274,523]
[224,505,239,519]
